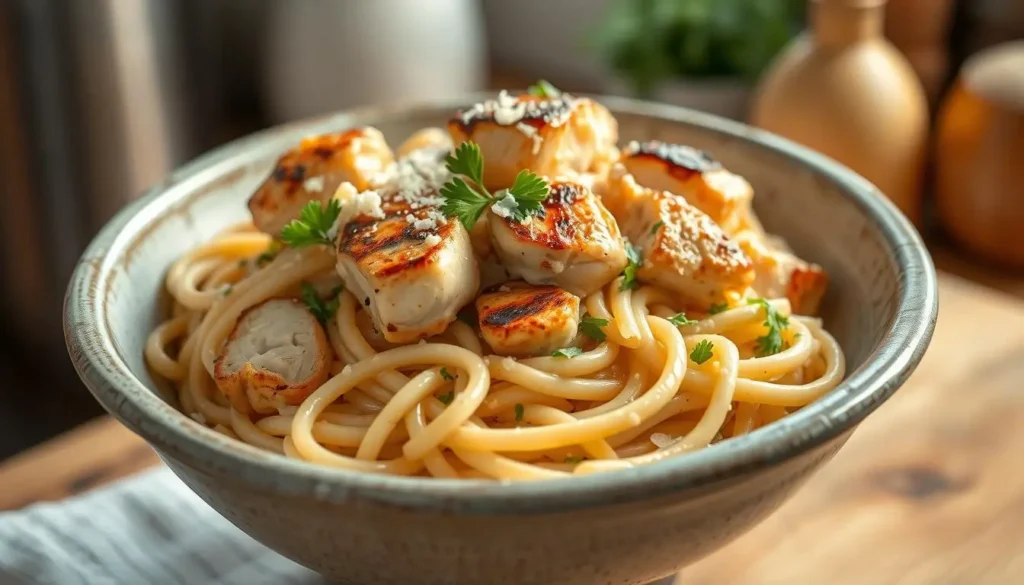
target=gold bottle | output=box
[752,0,929,225]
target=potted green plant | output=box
[594,0,804,120]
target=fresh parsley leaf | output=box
[689,339,714,365]
[552,347,584,359]
[667,312,696,326]
[440,367,455,381]
[748,298,790,357]
[440,176,491,230]
[445,142,485,188]
[620,242,642,290]
[649,221,664,235]
[514,403,525,422]
[440,143,548,228]
[579,315,609,342]
[564,455,583,464]
[438,391,455,405]
[301,282,343,325]
[280,199,342,247]
[221,285,233,297]
[507,169,549,204]
[496,170,549,222]
[708,302,729,314]
[527,79,561,98]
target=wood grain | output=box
[3,274,1024,583]
[677,274,1024,584]
[0,416,159,511]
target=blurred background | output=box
[0,0,1022,460]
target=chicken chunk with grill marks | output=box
[249,127,394,236]
[476,282,580,357]
[606,167,755,308]
[488,181,627,298]
[335,189,479,344]
[618,140,754,234]
[447,91,618,191]
[214,298,332,415]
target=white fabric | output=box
[0,468,328,585]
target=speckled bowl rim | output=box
[65,94,938,515]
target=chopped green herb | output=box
[256,242,282,267]
[439,367,455,381]
[689,339,714,365]
[221,285,233,297]
[514,403,525,422]
[300,282,343,324]
[237,259,248,269]
[440,142,549,229]
[552,347,584,359]
[620,242,642,291]
[579,315,609,342]
[649,220,664,235]
[747,298,790,357]
[527,79,561,98]
[280,199,342,248]
[500,169,549,221]
[564,455,583,464]
[438,391,455,405]
[667,312,696,327]
[708,302,729,315]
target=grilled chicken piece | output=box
[488,181,627,297]
[397,127,452,159]
[448,91,618,191]
[619,140,754,234]
[734,231,829,315]
[335,191,479,344]
[249,128,394,236]
[214,298,331,415]
[606,168,755,308]
[476,282,580,357]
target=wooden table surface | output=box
[3,271,1024,584]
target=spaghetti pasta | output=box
[142,90,846,481]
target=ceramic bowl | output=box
[64,95,937,585]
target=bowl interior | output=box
[67,95,935,511]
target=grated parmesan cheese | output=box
[650,433,675,449]
[424,234,441,246]
[303,176,325,192]
[491,193,518,219]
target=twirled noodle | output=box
[144,223,846,481]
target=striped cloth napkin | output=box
[0,468,329,585]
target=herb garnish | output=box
[708,302,729,315]
[747,298,790,357]
[564,456,583,464]
[620,242,642,290]
[527,80,561,98]
[552,347,584,359]
[280,199,342,248]
[440,367,455,381]
[300,282,343,324]
[579,315,610,342]
[439,142,549,229]
[667,312,697,327]
[514,403,525,422]
[438,391,455,405]
[649,221,664,235]
[689,339,714,365]
[256,242,282,267]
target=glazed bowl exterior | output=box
[65,95,937,585]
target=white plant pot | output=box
[605,77,753,122]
